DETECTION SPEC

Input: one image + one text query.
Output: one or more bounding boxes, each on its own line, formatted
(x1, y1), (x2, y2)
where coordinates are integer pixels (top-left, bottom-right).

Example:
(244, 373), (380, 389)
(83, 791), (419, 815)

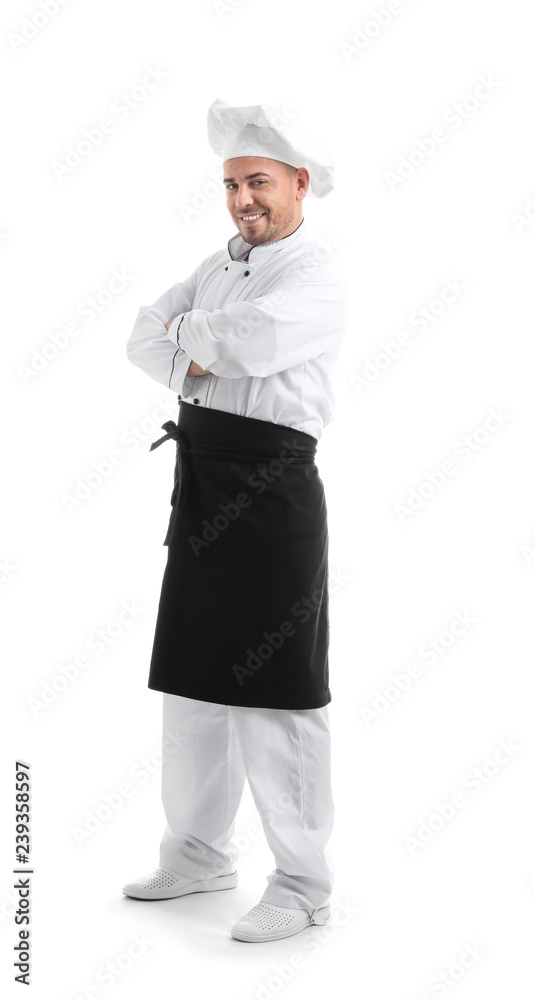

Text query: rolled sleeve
(126, 273), (197, 391)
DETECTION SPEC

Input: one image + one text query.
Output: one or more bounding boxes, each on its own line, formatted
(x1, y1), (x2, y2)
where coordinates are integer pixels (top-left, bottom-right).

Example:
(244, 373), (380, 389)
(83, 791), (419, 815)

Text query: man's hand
(165, 317), (211, 375)
(187, 360), (212, 376)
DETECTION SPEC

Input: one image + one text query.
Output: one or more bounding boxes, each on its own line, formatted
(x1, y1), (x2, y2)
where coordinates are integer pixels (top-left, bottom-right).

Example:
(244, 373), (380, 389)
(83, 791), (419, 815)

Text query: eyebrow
(223, 171), (271, 183)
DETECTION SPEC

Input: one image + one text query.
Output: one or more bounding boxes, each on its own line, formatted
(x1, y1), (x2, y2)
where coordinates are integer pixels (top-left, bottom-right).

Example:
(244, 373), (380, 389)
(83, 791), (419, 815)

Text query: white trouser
(159, 693), (335, 911)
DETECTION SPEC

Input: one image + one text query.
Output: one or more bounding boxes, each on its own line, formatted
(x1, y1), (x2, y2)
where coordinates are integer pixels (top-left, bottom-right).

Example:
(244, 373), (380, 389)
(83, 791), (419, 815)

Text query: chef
(122, 97), (347, 943)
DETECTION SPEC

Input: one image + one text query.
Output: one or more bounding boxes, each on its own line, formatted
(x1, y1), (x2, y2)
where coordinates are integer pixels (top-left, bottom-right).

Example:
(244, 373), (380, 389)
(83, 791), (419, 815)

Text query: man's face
(223, 156), (308, 245)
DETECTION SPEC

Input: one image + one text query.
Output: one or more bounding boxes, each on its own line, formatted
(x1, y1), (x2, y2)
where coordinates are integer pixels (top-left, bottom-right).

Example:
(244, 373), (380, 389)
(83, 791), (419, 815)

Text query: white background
(1, 0), (534, 997)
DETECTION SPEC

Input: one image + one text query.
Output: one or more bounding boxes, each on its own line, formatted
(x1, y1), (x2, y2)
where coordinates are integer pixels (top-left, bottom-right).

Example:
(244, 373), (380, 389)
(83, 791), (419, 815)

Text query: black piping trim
(226, 217), (305, 262)
(168, 347), (181, 389)
(168, 315), (187, 389)
(174, 314), (186, 348)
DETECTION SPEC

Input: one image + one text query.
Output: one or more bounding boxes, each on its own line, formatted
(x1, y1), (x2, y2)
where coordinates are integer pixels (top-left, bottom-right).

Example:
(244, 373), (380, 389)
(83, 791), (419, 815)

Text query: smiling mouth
(239, 212), (266, 223)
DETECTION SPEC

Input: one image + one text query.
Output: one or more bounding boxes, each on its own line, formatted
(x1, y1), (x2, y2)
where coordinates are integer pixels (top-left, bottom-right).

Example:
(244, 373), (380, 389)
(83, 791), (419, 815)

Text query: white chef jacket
(126, 217), (347, 440)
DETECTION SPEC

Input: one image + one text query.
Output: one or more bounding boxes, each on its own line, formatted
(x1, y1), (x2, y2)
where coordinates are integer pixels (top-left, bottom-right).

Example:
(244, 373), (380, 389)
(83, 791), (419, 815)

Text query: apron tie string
(150, 420), (191, 509)
(150, 416), (318, 513)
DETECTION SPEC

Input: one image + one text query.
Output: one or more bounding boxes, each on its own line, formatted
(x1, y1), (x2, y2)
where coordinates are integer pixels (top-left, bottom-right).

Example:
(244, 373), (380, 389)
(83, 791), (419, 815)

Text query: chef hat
(207, 97), (335, 199)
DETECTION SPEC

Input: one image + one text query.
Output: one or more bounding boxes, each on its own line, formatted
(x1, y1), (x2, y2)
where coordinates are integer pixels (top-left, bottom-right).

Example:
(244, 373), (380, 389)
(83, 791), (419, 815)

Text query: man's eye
(226, 181), (266, 190)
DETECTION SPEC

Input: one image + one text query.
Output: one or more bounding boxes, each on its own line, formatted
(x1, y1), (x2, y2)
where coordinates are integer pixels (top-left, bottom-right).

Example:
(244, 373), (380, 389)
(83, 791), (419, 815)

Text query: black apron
(146, 401), (331, 710)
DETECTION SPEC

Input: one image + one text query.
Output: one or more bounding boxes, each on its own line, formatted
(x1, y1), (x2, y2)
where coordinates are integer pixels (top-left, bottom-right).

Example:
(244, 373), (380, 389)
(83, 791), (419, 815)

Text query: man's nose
(235, 188), (256, 209)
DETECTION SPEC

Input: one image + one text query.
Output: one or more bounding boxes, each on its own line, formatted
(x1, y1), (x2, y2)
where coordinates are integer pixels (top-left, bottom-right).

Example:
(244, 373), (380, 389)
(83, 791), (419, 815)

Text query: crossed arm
(129, 268), (346, 386)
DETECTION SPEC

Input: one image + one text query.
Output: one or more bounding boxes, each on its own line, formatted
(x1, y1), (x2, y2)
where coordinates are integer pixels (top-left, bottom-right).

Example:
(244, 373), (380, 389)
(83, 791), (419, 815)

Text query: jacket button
(244, 270), (250, 276)
(225, 266), (228, 271)
(193, 398), (199, 404)
(178, 394), (182, 400)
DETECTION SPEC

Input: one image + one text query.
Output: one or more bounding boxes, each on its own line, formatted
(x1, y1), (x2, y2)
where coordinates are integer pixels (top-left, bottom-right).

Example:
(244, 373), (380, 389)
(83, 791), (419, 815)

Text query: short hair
(282, 162), (299, 181)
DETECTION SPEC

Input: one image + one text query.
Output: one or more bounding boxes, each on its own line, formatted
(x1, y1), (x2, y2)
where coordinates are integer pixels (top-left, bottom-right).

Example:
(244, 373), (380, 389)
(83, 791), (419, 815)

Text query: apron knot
(150, 421), (192, 509)
(149, 420), (188, 451)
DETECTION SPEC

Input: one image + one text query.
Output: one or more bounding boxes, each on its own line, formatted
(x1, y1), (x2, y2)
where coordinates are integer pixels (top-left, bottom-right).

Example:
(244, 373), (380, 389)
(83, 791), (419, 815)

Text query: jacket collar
(227, 217), (307, 263)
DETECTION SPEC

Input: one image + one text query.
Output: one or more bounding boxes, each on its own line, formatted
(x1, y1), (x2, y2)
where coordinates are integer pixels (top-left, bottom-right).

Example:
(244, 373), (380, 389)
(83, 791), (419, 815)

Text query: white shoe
(122, 866), (238, 900)
(231, 901), (330, 942)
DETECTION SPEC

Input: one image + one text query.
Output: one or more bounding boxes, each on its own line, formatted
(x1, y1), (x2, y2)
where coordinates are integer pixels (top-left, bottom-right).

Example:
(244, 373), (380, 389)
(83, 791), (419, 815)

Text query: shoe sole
(231, 905), (331, 942)
(122, 871), (238, 900)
